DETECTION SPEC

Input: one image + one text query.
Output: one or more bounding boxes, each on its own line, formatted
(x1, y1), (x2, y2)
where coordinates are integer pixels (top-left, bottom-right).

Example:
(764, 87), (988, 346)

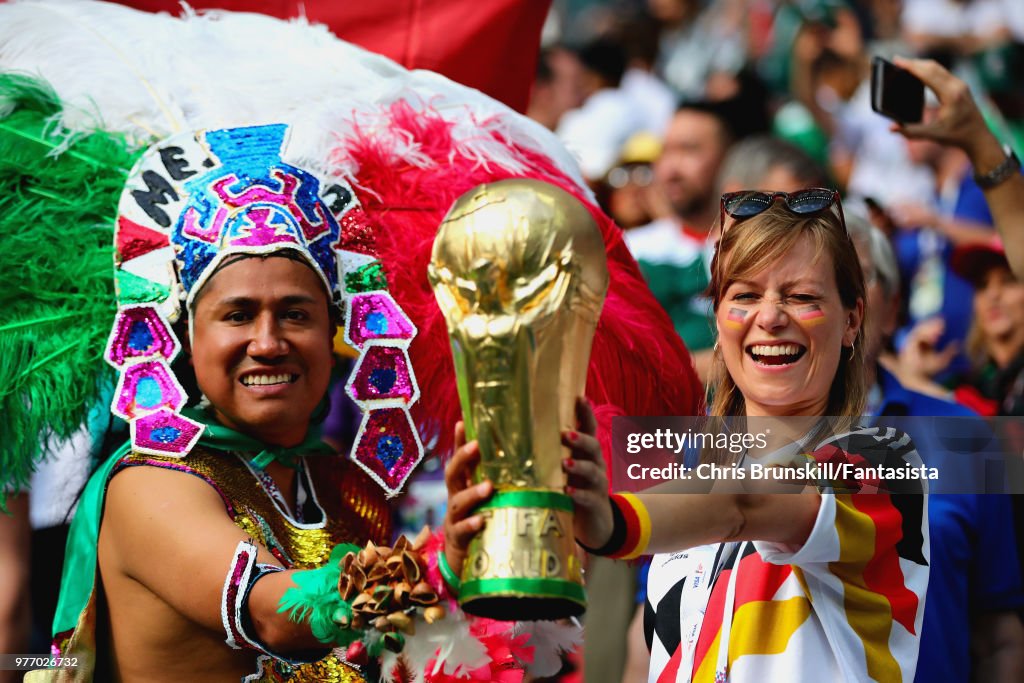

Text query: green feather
(0, 74), (145, 499)
(277, 543), (362, 647)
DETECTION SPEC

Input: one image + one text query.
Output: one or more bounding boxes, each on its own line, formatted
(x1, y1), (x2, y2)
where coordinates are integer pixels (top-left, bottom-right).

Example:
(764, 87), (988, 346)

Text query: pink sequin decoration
(352, 408), (421, 493)
(228, 207), (305, 248)
(337, 206), (378, 255)
(106, 305), (179, 367)
(222, 543), (253, 650)
(212, 170), (330, 243)
(348, 346), (416, 403)
(346, 292), (415, 348)
(131, 408), (203, 457)
(113, 360), (185, 419)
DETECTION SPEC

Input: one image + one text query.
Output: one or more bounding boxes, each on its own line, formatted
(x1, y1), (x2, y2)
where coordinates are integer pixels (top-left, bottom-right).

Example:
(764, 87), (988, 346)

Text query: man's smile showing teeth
(747, 343), (806, 366)
(240, 373), (298, 386)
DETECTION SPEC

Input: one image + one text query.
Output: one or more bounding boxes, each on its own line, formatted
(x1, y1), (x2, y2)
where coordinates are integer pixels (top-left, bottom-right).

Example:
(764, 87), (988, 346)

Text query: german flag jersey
(644, 427), (929, 682)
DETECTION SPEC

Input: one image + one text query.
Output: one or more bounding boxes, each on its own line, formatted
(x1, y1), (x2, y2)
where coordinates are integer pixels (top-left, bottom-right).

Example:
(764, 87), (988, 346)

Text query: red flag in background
(117, 0), (551, 112)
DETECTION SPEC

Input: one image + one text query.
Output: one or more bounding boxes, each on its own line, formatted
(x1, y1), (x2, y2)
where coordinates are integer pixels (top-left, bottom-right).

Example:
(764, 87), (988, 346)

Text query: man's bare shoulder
(104, 459), (226, 525)
(98, 460), (271, 682)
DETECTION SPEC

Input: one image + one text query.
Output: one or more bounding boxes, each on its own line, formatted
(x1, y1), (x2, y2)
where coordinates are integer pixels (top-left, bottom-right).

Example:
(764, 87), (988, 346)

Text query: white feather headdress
(0, 0), (588, 191)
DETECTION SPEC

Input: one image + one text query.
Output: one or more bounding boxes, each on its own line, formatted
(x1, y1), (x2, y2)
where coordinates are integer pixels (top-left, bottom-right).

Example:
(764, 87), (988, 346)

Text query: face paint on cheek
(796, 304), (826, 327)
(724, 307), (748, 329)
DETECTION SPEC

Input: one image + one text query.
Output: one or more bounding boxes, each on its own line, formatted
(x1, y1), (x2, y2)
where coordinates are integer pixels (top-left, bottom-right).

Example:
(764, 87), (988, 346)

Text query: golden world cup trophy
(428, 178), (608, 620)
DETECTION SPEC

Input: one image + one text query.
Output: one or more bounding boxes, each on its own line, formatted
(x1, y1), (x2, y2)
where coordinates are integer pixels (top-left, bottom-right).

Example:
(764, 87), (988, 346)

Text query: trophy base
(460, 490), (586, 620)
(460, 595), (585, 621)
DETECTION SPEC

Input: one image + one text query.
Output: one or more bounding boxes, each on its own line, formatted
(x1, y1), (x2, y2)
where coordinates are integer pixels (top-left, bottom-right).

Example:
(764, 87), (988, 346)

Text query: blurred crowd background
(524, 2), (1024, 681)
(531, 0), (1023, 412)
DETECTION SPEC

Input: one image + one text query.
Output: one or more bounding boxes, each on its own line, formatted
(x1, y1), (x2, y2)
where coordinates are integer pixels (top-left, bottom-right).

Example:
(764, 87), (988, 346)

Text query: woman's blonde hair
(706, 200), (868, 425)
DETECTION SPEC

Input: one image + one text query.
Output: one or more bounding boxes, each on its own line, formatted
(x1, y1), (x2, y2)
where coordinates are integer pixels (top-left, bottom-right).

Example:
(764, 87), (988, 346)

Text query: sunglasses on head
(720, 188), (846, 233)
(714, 188), (848, 299)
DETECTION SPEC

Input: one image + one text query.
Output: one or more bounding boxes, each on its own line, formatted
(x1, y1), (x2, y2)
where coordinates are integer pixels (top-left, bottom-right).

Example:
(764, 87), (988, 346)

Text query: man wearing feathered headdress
(0, 2), (703, 681)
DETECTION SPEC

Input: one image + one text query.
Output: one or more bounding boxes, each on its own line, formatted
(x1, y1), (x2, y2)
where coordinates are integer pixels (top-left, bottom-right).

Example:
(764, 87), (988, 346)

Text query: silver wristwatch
(974, 143), (1021, 189)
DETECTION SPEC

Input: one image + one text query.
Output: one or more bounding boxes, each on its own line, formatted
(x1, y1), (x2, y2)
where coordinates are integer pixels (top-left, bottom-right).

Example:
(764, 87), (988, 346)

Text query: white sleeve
(753, 492), (840, 566)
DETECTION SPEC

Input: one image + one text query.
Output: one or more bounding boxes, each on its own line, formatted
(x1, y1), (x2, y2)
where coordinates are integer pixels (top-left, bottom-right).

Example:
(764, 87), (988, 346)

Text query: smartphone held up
(871, 56), (925, 123)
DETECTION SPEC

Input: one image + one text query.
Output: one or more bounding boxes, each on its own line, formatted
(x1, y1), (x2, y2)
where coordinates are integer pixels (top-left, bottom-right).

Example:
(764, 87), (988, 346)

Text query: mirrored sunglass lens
(788, 192), (834, 214)
(608, 167), (630, 188)
(726, 195), (771, 217)
(632, 166), (654, 186)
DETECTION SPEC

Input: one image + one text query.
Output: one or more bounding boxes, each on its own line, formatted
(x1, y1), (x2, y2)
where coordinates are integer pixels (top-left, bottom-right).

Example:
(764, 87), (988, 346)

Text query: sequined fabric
(116, 447), (393, 681)
(245, 653), (369, 683)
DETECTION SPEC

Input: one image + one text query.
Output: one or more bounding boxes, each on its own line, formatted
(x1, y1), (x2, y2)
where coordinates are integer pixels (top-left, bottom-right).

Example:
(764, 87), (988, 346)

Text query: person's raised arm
(559, 399), (820, 556)
(892, 57), (1024, 278)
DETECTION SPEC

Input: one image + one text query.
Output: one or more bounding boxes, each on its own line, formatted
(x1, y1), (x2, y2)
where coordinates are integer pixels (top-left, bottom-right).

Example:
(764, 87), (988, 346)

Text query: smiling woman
(511, 190), (932, 682)
(633, 194), (927, 683)
(708, 193), (867, 422)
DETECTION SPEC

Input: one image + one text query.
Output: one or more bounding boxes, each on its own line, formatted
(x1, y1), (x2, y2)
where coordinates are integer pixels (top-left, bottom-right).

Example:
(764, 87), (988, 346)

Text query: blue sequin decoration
(375, 435), (403, 469)
(127, 320), (155, 352)
(150, 426), (181, 443)
(173, 125), (342, 298)
(366, 311), (389, 335)
(135, 377), (163, 408)
(369, 368), (397, 393)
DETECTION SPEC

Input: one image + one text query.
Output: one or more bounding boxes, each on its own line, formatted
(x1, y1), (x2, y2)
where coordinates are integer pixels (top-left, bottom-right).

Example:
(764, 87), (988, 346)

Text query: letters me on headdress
(107, 123), (422, 494)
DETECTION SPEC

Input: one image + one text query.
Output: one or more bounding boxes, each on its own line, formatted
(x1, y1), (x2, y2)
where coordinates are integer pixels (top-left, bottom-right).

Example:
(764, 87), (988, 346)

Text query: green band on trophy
(460, 577), (586, 604)
(477, 490), (574, 513)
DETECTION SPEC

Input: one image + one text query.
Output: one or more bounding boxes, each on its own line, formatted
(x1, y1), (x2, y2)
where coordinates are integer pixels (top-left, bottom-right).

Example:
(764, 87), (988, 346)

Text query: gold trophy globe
(428, 178), (608, 619)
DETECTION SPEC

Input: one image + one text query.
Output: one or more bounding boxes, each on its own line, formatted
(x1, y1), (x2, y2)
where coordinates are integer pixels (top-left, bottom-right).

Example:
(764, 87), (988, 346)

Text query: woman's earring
(848, 339), (856, 361)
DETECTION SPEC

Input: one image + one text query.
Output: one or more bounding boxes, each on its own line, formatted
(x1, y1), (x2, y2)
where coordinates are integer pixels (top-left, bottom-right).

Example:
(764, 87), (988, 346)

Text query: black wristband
(577, 495), (626, 556)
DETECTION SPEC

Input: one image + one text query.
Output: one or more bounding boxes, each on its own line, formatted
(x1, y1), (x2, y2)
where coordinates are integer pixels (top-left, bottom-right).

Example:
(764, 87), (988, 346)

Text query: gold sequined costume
(49, 447), (391, 683)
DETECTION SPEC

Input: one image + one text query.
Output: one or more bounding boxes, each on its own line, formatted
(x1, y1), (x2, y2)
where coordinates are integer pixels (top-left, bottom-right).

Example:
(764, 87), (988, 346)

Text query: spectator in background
(954, 241), (1024, 416)
(611, 11), (676, 136)
(896, 240), (1024, 416)
(526, 45), (585, 132)
(759, 0), (864, 97)
(850, 215), (1024, 682)
(623, 100), (737, 383)
(0, 494), (29, 683)
(649, 0), (746, 99)
(790, 21), (936, 204)
(858, 0), (913, 58)
(884, 117), (992, 384)
(596, 131), (670, 231)
(891, 57), (1024, 280)
(901, 0), (1013, 67)
(717, 135), (830, 196)
(556, 37), (647, 183)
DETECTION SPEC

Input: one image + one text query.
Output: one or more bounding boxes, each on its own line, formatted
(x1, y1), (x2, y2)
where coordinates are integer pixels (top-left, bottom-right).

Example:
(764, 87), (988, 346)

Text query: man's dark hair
(677, 68), (771, 143)
(535, 46), (556, 85)
(576, 38), (628, 88)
